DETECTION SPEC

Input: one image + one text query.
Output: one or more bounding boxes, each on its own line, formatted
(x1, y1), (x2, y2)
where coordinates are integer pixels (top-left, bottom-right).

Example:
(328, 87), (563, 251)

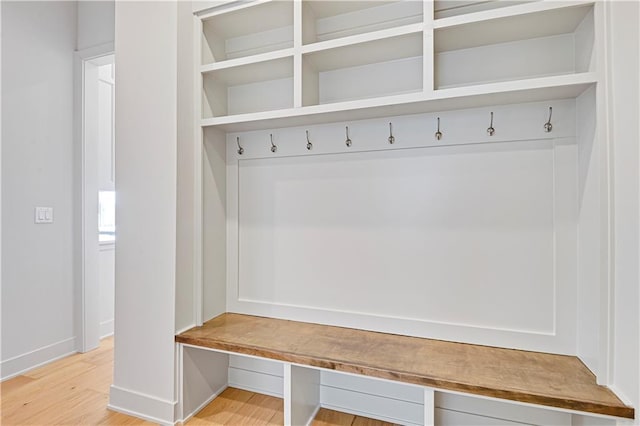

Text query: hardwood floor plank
(189, 387), (255, 424)
(352, 416), (396, 426)
(222, 392), (282, 425)
(0, 375), (37, 396)
(22, 353), (86, 379)
(0, 337), (154, 426)
(267, 407), (285, 425)
(311, 408), (355, 426)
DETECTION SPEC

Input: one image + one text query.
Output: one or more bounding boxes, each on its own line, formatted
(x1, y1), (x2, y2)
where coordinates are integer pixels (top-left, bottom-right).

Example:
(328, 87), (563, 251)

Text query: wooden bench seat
(175, 313), (634, 419)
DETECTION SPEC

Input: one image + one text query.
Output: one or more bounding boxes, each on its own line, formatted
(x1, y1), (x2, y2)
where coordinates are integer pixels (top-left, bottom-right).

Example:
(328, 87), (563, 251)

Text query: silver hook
(388, 122), (395, 144)
(306, 130), (312, 150)
(270, 134), (277, 153)
(435, 117), (442, 141)
(345, 126), (352, 147)
(236, 137), (244, 155)
(544, 107), (553, 133)
(487, 112), (495, 136)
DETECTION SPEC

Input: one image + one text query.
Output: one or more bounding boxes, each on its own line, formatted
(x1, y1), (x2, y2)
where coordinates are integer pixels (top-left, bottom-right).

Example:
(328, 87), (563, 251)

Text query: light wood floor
(1, 337), (394, 425)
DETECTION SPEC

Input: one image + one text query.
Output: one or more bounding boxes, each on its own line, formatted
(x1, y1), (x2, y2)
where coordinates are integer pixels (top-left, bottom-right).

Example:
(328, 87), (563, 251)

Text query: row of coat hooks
(236, 107), (554, 155)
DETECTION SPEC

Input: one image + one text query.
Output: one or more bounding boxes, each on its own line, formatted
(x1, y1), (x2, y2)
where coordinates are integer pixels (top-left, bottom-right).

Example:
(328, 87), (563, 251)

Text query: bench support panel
(285, 363), (321, 426)
(180, 344), (229, 422)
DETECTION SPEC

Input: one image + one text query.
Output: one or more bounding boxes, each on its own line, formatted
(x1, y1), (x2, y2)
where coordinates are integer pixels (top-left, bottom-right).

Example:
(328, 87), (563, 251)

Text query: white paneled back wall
(223, 100), (578, 355)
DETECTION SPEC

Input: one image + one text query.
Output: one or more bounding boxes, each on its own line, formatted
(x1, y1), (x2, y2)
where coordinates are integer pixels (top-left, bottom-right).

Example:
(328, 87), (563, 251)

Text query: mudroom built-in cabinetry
(176, 1), (635, 425)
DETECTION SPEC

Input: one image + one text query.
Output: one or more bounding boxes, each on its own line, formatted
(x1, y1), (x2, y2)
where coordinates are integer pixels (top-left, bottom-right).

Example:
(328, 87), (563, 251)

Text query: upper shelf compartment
(200, 1), (293, 65)
(202, 56), (294, 118)
(434, 2), (595, 89)
(302, 32), (423, 106)
(302, 1), (423, 45)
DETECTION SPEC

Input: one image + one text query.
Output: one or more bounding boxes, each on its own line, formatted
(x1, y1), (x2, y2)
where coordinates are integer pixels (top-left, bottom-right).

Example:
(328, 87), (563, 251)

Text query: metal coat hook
(388, 122), (395, 144)
(306, 130), (313, 150)
(544, 107), (553, 133)
(345, 126), (352, 147)
(435, 117), (442, 141)
(487, 112), (495, 136)
(236, 137), (244, 155)
(270, 134), (277, 153)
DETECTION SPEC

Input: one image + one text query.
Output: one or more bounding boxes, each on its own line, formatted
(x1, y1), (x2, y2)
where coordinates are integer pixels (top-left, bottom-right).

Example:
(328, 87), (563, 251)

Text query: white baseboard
(109, 384), (177, 426)
(100, 319), (114, 339)
(0, 337), (76, 381)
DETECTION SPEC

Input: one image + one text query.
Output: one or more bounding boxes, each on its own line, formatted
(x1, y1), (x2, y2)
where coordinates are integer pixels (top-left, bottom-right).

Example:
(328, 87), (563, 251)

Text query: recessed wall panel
(238, 142), (555, 333)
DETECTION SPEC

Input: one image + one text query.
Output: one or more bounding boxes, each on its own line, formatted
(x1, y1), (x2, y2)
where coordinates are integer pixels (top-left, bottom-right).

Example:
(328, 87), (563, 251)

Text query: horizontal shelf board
(201, 48), (294, 74)
(434, 0), (593, 29)
(434, 2), (593, 52)
(176, 313), (634, 419)
(433, 71), (597, 97)
(204, 56), (293, 87)
(301, 23), (423, 56)
(305, 0), (412, 21)
(303, 32), (423, 72)
(433, 0), (535, 20)
(201, 73), (596, 132)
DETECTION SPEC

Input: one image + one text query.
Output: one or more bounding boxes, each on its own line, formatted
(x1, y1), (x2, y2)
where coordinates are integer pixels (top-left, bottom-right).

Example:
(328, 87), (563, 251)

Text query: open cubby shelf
(196, 0), (596, 128)
(200, 1), (293, 64)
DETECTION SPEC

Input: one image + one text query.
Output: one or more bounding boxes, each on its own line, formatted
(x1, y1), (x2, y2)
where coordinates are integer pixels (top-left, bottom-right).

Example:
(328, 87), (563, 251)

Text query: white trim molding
(0, 337), (76, 381)
(108, 385), (177, 426)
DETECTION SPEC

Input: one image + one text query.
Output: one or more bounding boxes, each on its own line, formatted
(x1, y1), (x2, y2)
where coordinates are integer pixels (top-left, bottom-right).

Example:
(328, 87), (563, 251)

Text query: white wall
(608, 1), (640, 423)
(109, 2), (178, 423)
(0, 1), (78, 379)
(77, 1), (114, 52)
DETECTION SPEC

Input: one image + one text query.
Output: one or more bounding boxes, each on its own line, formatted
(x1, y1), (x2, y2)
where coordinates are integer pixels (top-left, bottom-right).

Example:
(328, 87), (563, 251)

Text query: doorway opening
(76, 47), (115, 353)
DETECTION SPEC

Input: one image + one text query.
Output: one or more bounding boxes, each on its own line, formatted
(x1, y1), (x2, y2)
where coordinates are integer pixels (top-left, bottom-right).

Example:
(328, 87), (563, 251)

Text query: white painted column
(608, 0), (640, 421)
(109, 2), (178, 424)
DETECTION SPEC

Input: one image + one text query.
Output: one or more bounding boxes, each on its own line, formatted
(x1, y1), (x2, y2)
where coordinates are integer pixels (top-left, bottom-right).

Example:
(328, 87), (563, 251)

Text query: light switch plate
(35, 207), (54, 224)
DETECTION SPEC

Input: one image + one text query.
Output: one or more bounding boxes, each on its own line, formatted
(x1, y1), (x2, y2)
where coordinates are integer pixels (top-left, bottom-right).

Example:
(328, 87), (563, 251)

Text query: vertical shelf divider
(424, 388), (435, 426)
(284, 363), (321, 426)
(592, 0), (612, 387)
(423, 0), (434, 95)
(193, 14), (204, 326)
(293, 0), (303, 108)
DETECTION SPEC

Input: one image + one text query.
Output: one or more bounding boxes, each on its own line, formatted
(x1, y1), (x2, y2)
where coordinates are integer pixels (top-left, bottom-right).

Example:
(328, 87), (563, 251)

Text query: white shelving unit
(184, 1), (622, 425)
(195, 0), (596, 130)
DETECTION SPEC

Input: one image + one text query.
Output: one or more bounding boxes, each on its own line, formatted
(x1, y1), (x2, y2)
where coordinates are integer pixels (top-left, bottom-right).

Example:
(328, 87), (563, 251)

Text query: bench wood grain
(176, 313), (634, 419)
